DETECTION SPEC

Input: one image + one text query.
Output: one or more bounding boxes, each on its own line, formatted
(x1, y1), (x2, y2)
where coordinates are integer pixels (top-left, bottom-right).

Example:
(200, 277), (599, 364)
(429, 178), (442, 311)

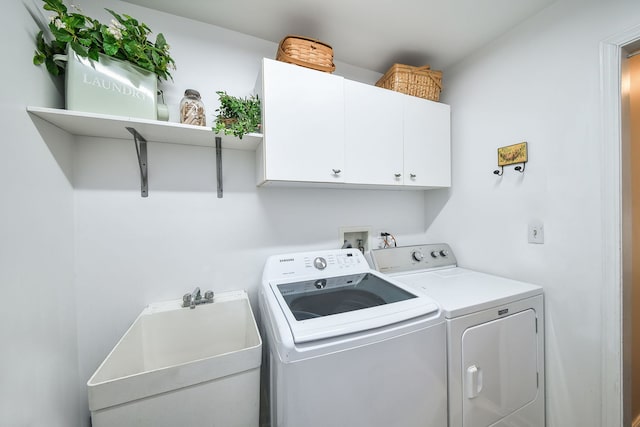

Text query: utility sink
(87, 290), (262, 427)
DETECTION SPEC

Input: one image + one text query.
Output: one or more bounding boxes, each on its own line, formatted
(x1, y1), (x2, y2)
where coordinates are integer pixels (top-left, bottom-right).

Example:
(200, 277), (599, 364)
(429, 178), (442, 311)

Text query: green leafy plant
(213, 91), (261, 139)
(33, 0), (176, 81)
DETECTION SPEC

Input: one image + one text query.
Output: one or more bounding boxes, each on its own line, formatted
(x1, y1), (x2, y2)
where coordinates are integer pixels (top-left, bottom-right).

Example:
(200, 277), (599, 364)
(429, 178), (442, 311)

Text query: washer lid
(269, 270), (441, 343)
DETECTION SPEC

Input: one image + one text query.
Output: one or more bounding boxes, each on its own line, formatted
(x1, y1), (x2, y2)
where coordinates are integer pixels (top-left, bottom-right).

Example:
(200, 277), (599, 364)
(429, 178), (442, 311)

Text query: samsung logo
(279, 258), (295, 263)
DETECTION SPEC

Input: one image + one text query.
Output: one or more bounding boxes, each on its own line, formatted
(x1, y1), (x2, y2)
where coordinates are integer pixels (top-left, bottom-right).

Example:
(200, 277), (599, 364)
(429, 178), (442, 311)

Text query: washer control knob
(430, 251), (440, 258)
(412, 250), (424, 262)
(439, 249), (449, 257)
(314, 257), (327, 270)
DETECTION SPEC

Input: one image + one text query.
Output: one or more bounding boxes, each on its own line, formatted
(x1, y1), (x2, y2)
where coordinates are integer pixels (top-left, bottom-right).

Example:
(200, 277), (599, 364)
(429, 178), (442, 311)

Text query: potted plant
(213, 91), (261, 139)
(32, 0), (176, 119)
(33, 0), (175, 80)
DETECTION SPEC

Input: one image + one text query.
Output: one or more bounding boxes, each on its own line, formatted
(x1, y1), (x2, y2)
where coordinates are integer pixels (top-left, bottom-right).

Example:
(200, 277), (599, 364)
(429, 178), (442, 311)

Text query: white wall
(425, 1), (640, 426)
(0, 1), (80, 426)
(69, 0), (427, 421)
(14, 0), (640, 425)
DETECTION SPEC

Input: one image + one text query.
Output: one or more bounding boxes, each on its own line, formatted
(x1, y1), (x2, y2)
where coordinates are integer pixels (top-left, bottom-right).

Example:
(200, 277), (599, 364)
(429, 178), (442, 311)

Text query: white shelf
(27, 106), (262, 150)
(27, 106), (263, 198)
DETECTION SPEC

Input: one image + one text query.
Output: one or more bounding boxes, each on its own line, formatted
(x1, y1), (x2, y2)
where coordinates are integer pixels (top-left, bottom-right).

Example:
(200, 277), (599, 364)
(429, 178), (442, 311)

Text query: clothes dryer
(369, 244), (545, 427)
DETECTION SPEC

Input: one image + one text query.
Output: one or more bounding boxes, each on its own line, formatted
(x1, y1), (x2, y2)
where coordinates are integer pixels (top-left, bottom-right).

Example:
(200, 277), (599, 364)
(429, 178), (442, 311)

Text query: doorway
(629, 48), (640, 427)
(602, 26), (640, 427)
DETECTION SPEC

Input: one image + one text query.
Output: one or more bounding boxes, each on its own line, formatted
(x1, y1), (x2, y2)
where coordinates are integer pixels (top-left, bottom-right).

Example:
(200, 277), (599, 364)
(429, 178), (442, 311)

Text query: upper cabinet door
(344, 80), (404, 186)
(403, 96), (451, 187)
(261, 59), (345, 184)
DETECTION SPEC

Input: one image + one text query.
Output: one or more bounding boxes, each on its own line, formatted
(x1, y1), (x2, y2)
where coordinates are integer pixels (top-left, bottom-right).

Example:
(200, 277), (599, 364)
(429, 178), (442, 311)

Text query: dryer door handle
(466, 364), (483, 399)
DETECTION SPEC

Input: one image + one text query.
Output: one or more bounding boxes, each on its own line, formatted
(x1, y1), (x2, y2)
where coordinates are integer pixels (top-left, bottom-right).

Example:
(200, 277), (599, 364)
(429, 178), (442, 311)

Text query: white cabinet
(258, 58), (450, 189)
(258, 58), (345, 185)
(344, 80), (451, 188)
(403, 95), (451, 187)
(344, 80), (404, 186)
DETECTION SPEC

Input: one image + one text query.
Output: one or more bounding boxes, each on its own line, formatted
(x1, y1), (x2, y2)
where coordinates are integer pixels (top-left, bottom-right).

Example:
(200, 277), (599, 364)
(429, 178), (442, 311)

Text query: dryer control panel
(369, 243), (457, 275)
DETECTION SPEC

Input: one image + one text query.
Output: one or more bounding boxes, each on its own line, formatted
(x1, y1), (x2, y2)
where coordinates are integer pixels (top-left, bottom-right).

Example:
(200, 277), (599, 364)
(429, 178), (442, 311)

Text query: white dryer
(259, 248), (447, 427)
(369, 244), (545, 427)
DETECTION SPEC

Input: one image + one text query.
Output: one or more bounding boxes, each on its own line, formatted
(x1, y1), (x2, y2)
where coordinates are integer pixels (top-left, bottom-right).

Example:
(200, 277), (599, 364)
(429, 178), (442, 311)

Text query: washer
(369, 244), (545, 427)
(259, 248), (447, 427)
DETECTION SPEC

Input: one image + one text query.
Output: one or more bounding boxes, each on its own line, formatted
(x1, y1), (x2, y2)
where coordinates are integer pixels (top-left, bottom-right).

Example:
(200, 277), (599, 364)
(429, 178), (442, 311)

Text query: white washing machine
(259, 248), (447, 427)
(369, 244), (545, 427)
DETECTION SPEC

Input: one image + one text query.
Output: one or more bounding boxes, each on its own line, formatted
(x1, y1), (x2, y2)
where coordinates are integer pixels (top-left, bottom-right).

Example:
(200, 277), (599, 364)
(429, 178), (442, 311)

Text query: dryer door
(461, 309), (538, 427)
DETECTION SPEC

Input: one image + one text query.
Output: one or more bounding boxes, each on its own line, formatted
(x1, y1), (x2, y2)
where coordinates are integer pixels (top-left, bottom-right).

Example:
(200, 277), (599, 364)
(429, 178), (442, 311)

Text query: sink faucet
(190, 287), (201, 309)
(182, 287), (213, 309)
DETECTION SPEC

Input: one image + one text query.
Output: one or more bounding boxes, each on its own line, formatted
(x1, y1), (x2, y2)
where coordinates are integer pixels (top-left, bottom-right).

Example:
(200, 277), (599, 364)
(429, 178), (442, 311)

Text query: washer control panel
(305, 251), (363, 271)
(369, 243), (457, 274)
(264, 248), (368, 280)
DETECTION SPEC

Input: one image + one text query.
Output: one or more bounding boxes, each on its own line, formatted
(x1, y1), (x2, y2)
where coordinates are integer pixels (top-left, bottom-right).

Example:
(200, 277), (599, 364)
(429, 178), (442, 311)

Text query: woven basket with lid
(276, 35), (336, 73)
(375, 64), (443, 101)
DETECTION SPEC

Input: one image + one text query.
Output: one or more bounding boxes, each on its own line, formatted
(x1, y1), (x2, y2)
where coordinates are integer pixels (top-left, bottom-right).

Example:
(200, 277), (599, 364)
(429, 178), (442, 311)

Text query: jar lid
(184, 89), (201, 98)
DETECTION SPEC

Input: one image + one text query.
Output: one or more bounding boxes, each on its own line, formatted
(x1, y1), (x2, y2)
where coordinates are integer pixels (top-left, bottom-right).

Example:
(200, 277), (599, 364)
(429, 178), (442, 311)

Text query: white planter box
(59, 50), (160, 120)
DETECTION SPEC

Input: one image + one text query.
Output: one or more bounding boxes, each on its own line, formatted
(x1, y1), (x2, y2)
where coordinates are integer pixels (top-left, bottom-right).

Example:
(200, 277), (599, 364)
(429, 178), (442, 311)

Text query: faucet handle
(204, 290), (214, 301)
(182, 293), (192, 307)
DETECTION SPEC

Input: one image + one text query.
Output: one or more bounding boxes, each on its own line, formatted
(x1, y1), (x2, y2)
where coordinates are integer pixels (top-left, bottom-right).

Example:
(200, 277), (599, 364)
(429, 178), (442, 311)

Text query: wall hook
(493, 142), (528, 176)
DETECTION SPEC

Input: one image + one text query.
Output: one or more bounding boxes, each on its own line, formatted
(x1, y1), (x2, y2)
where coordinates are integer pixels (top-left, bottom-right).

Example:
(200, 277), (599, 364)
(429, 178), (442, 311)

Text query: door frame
(600, 24), (640, 427)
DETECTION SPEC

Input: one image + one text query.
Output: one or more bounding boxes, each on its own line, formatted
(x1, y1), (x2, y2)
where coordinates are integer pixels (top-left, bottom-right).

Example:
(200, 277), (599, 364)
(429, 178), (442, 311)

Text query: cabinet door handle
(410, 173), (417, 179)
(332, 169), (341, 175)
(394, 173), (402, 178)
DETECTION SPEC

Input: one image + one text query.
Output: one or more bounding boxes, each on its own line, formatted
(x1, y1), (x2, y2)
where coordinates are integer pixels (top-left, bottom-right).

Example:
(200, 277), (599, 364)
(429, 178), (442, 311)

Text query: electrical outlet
(528, 222), (544, 244)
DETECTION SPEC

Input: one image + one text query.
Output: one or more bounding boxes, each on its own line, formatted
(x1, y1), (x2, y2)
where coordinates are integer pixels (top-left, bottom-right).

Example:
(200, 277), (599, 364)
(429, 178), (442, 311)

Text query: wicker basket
(276, 35), (335, 73)
(375, 64), (443, 101)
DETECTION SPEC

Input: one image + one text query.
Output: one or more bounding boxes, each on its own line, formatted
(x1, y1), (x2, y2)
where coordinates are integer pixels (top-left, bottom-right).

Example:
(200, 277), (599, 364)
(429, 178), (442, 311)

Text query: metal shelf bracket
(126, 127), (148, 197)
(216, 136), (223, 198)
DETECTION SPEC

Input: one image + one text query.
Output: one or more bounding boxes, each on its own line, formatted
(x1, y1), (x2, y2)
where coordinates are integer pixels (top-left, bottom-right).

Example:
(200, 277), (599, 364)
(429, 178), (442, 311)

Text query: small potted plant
(213, 91), (261, 139)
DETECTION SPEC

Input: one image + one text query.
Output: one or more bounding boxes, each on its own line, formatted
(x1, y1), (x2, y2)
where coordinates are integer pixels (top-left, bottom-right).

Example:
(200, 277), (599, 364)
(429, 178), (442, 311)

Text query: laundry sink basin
(87, 290), (262, 427)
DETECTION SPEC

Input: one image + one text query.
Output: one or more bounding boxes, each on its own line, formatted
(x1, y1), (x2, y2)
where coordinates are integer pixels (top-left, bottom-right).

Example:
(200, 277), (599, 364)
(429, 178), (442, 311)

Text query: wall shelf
(27, 107), (263, 198)
(26, 106), (262, 150)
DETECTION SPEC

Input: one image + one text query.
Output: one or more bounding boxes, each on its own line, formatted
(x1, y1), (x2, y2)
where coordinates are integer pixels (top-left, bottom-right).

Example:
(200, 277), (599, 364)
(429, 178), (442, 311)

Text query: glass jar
(179, 89), (206, 126)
